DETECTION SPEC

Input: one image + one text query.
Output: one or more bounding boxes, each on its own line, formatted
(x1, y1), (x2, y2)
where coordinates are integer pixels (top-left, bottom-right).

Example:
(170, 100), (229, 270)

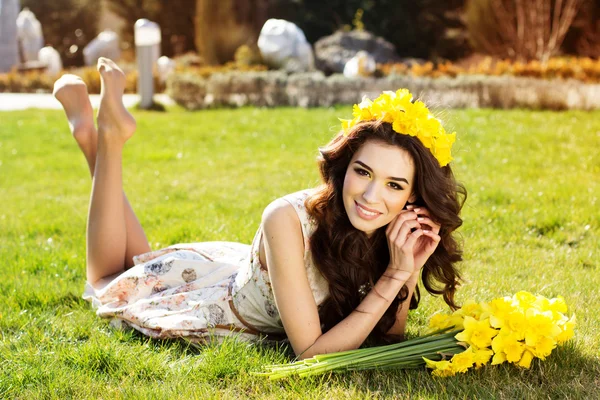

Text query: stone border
(167, 71), (600, 110)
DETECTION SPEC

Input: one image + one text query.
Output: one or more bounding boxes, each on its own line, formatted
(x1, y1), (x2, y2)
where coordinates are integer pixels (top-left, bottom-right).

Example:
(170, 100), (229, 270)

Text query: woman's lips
(355, 201), (382, 220)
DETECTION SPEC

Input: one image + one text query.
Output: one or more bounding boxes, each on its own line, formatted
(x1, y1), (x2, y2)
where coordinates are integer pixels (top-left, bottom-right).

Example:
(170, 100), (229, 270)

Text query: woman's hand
(385, 206), (441, 278)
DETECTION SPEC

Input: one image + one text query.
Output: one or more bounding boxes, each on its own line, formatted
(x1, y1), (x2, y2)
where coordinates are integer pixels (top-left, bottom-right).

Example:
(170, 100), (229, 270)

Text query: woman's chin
(348, 216), (382, 237)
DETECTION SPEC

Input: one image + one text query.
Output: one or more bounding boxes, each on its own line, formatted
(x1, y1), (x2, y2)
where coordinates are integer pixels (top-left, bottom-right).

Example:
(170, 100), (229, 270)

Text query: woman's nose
(362, 183), (380, 204)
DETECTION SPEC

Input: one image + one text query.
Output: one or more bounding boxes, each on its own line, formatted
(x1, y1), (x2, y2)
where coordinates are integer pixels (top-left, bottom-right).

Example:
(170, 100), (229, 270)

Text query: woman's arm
(262, 200), (419, 359)
(385, 274), (419, 339)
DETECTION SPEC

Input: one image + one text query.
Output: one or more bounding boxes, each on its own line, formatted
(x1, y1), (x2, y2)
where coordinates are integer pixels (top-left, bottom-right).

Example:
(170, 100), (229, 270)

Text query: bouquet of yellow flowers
(254, 292), (576, 380)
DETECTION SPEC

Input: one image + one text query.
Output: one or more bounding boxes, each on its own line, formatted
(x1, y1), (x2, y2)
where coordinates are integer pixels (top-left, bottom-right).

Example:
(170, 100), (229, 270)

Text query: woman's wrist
(383, 266), (413, 283)
(407, 270), (420, 285)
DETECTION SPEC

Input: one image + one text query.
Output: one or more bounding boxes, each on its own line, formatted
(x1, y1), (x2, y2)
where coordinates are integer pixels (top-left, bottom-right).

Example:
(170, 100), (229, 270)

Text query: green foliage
(21, 0), (101, 67)
(269, 0), (469, 60)
(0, 107), (599, 398)
(104, 0), (196, 57)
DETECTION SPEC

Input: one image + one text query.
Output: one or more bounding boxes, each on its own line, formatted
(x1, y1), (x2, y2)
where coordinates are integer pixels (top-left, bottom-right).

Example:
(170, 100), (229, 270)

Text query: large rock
(343, 50), (376, 78)
(314, 30), (400, 74)
(257, 19), (314, 73)
(83, 30), (121, 66)
(16, 8), (43, 62)
(0, 0), (20, 72)
(38, 46), (62, 77)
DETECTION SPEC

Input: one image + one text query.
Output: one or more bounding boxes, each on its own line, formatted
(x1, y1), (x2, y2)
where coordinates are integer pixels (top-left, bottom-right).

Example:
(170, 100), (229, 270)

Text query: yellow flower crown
(339, 89), (456, 167)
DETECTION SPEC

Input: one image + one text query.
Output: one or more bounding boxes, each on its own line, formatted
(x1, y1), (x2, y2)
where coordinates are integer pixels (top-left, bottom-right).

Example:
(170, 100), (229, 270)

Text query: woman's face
(342, 140), (416, 237)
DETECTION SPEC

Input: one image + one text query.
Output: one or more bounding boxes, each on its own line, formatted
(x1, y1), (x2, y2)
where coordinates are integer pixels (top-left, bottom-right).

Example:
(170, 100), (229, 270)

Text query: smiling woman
(53, 59), (466, 360)
(298, 118), (466, 357)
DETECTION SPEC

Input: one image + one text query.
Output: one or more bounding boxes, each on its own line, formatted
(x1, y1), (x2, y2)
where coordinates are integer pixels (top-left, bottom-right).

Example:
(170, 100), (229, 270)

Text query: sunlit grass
(1, 106), (599, 399)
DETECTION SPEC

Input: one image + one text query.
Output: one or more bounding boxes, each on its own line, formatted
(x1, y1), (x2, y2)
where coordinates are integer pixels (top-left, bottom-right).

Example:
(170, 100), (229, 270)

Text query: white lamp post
(134, 19), (161, 109)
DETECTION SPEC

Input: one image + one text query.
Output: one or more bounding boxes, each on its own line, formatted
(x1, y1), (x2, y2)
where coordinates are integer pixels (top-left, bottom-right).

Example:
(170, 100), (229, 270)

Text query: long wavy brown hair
(305, 119), (467, 339)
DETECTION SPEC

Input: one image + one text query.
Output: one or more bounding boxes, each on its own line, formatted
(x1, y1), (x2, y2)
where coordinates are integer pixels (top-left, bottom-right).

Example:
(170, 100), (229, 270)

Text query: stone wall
(167, 71), (600, 110)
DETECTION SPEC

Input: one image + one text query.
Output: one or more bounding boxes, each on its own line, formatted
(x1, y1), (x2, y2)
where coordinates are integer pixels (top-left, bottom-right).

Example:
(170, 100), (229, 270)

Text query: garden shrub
(378, 57), (600, 83)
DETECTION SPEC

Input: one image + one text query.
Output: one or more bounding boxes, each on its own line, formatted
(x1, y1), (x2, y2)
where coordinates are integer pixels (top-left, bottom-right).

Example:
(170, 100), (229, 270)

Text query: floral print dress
(83, 189), (330, 342)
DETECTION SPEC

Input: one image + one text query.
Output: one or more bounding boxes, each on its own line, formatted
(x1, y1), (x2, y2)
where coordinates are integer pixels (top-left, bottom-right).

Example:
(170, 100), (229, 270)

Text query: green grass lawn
(1, 105), (599, 399)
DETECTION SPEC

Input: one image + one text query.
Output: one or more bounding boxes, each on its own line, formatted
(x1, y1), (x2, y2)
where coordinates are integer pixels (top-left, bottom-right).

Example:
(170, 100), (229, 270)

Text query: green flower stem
(256, 330), (465, 380)
(265, 339), (463, 379)
(262, 330), (459, 370)
(294, 343), (461, 377)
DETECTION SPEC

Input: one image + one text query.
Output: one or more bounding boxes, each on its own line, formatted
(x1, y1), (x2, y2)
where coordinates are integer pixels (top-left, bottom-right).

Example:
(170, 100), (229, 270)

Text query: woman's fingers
(403, 228), (425, 251)
(393, 219), (421, 248)
(410, 207), (441, 234)
(386, 211), (418, 241)
(416, 216), (440, 234)
(423, 230), (441, 249)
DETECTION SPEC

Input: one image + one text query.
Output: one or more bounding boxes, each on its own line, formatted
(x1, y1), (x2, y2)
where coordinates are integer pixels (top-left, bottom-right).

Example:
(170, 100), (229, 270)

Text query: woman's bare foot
(96, 57), (136, 143)
(53, 74), (96, 158)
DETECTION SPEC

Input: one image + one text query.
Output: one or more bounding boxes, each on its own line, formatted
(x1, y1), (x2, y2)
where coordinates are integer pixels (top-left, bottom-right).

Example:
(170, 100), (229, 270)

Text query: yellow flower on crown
(339, 89), (456, 167)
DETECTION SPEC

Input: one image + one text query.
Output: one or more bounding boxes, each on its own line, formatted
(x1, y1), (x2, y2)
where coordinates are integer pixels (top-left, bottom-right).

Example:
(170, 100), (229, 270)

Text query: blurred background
(1, 0), (599, 105)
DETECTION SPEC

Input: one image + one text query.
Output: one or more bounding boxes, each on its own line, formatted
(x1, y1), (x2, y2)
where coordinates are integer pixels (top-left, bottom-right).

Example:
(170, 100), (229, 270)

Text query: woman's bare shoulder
(261, 197), (301, 232)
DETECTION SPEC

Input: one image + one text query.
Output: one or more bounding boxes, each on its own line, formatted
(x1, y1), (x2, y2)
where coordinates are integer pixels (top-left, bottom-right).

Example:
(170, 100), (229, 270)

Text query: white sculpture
(38, 46), (62, 77)
(343, 51), (376, 78)
(134, 19), (161, 109)
(16, 8), (44, 62)
(157, 56), (175, 83)
(0, 0), (20, 72)
(257, 19), (314, 73)
(83, 30), (121, 66)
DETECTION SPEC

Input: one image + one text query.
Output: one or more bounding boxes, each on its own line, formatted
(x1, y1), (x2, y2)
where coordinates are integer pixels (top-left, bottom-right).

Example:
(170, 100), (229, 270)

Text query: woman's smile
(354, 200), (383, 220)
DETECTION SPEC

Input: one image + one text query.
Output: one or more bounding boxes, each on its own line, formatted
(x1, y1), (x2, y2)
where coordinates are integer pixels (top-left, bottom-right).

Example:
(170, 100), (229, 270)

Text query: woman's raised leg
(53, 58), (151, 283)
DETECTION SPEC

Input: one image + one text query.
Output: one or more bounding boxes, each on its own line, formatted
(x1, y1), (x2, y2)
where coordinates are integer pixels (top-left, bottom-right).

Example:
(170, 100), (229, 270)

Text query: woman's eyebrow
(354, 161), (409, 184)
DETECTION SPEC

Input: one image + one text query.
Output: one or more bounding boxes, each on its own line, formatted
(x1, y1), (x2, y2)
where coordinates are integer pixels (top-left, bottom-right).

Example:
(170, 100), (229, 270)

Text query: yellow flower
(488, 296), (515, 329)
(505, 310), (527, 340)
(531, 336), (556, 360)
(493, 331), (525, 363)
(514, 291), (537, 309)
(491, 350), (507, 365)
(429, 313), (455, 331)
(455, 317), (498, 349)
(556, 314), (576, 344)
(450, 347), (475, 373)
(370, 91), (396, 123)
(340, 89), (455, 167)
(455, 299), (484, 320)
(432, 132), (455, 166)
(392, 112), (414, 136)
(445, 311), (467, 330)
(518, 349), (535, 369)
(352, 98), (374, 120)
(473, 348), (494, 368)
(410, 100), (430, 120)
(423, 358), (456, 377)
(533, 295), (567, 316)
(503, 335), (525, 363)
(524, 308), (562, 346)
(339, 117), (360, 134)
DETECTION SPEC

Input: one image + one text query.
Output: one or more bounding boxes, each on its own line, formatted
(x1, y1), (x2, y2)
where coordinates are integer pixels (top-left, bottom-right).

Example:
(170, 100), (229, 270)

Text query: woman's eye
(354, 168), (369, 177)
(388, 182), (403, 191)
